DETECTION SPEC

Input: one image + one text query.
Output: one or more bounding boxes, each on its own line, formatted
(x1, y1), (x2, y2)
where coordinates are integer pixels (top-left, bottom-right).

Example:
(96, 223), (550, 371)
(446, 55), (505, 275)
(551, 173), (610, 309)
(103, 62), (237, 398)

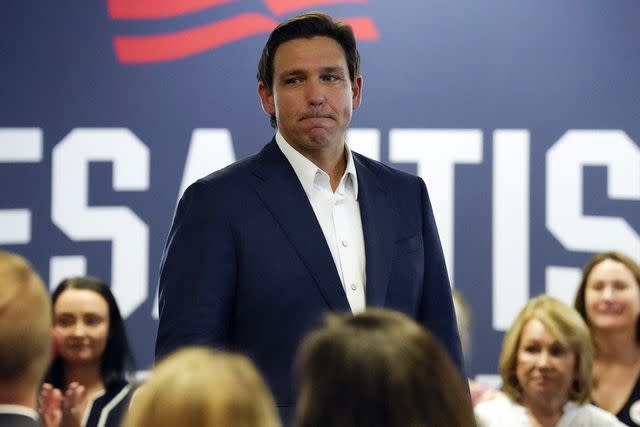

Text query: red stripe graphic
(114, 13), (277, 63)
(263, 0), (367, 15)
(107, 0), (235, 20)
(341, 17), (379, 40)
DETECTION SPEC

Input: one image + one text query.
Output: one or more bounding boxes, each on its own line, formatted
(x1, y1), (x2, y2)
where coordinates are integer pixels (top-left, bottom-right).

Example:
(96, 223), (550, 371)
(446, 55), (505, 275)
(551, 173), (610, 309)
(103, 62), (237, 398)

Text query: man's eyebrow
(278, 66), (346, 76)
(278, 68), (306, 77)
(321, 66), (345, 74)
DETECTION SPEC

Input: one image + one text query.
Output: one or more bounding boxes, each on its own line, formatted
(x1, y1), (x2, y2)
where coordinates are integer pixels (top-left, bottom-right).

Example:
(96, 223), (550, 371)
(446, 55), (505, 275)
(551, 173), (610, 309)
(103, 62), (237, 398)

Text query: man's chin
(305, 129), (339, 146)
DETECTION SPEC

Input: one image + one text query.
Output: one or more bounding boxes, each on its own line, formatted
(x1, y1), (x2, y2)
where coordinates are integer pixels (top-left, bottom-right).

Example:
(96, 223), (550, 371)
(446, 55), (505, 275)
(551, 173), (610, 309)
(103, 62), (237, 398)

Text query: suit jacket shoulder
(352, 151), (423, 186)
(0, 413), (40, 427)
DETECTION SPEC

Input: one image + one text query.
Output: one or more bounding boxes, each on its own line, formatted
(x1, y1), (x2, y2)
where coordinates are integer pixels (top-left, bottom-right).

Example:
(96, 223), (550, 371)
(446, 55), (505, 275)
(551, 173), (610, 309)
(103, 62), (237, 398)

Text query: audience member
(475, 295), (625, 426)
(574, 251), (640, 426)
(295, 308), (475, 427)
(0, 251), (52, 427)
(41, 277), (135, 427)
(121, 347), (281, 427)
(453, 289), (502, 405)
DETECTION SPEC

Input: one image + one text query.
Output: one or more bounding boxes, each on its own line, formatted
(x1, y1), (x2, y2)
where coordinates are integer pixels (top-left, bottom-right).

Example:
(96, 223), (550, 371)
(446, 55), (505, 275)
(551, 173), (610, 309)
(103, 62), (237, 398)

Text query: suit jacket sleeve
(155, 180), (236, 360)
(416, 177), (466, 375)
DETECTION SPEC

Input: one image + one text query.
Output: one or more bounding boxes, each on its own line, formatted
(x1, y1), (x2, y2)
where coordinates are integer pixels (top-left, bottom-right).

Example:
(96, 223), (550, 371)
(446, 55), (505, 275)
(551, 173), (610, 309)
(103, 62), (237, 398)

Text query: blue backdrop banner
(2, 0), (639, 377)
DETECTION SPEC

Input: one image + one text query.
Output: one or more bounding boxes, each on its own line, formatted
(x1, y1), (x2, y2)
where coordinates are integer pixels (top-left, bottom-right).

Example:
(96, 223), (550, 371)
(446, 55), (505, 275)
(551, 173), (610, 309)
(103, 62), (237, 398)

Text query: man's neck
(0, 380), (38, 410)
(278, 132), (348, 192)
(303, 145), (346, 185)
(323, 150), (347, 192)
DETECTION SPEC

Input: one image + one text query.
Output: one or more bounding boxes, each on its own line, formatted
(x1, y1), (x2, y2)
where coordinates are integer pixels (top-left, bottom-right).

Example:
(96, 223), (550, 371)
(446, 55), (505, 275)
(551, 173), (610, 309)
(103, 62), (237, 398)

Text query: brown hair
(0, 252), (51, 386)
(122, 347), (281, 427)
(295, 308), (475, 427)
(499, 295), (593, 404)
(573, 251), (640, 342)
(256, 11), (361, 128)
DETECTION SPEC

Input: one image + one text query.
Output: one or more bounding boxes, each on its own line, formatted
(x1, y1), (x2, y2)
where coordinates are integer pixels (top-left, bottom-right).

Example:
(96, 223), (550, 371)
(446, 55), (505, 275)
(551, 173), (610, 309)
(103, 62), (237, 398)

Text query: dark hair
(257, 11), (361, 128)
(45, 276), (135, 389)
(574, 251), (640, 343)
(295, 309), (475, 427)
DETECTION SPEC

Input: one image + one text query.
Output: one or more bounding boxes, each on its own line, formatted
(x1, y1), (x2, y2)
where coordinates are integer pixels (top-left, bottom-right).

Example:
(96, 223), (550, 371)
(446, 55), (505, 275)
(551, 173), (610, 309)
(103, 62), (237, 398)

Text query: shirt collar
(275, 131), (358, 199)
(0, 404), (39, 421)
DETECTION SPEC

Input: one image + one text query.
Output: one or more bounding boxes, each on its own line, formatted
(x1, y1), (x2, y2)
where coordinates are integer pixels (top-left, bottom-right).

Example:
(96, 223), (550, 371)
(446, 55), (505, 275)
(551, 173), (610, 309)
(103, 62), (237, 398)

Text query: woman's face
(516, 319), (576, 409)
(585, 259), (640, 334)
(53, 288), (110, 364)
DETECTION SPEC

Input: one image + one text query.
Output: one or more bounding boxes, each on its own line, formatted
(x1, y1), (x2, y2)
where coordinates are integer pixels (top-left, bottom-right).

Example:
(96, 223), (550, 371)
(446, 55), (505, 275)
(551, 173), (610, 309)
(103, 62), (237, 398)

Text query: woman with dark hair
(295, 308), (476, 427)
(41, 276), (135, 427)
(574, 251), (640, 426)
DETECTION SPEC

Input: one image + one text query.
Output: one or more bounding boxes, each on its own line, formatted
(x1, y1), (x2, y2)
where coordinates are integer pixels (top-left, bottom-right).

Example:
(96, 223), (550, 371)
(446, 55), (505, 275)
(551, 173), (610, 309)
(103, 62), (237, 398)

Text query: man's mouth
(300, 113), (334, 121)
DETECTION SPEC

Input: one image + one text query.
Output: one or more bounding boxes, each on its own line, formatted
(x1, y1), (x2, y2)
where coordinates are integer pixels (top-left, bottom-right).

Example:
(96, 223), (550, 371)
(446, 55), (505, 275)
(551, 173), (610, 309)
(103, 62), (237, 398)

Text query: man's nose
(306, 79), (325, 106)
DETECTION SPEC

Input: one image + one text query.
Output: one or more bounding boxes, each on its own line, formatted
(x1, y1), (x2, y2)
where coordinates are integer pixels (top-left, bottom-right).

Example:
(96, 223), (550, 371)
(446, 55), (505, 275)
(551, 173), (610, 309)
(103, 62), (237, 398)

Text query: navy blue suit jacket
(155, 139), (464, 420)
(0, 413), (40, 427)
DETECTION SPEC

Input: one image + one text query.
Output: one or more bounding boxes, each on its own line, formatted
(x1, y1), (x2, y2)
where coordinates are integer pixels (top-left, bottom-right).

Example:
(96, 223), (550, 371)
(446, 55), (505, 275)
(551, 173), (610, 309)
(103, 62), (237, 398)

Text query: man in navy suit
(156, 12), (464, 423)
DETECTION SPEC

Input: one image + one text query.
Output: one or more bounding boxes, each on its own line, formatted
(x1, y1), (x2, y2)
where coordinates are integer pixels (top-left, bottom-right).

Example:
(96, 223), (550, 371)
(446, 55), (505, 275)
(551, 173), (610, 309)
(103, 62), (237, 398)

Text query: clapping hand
(39, 382), (86, 427)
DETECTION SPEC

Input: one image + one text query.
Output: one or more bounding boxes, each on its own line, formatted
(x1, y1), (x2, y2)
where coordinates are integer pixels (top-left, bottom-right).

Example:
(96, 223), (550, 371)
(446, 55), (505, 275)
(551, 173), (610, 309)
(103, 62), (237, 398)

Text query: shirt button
(342, 240), (349, 247)
(350, 283), (357, 291)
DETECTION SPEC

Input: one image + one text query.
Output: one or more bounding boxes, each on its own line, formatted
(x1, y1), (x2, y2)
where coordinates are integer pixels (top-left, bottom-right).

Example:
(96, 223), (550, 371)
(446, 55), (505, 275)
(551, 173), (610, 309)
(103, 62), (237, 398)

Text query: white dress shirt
(276, 132), (366, 313)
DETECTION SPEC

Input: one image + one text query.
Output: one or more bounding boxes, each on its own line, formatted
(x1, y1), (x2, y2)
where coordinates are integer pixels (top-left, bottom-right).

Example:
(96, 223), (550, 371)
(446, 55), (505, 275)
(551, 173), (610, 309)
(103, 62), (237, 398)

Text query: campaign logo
(108, 0), (379, 64)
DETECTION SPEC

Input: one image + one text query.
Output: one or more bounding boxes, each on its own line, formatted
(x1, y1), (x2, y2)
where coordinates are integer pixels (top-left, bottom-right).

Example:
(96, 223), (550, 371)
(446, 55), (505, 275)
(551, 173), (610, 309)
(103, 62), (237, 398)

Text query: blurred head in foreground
(0, 251), (51, 406)
(122, 347), (282, 427)
(295, 308), (475, 427)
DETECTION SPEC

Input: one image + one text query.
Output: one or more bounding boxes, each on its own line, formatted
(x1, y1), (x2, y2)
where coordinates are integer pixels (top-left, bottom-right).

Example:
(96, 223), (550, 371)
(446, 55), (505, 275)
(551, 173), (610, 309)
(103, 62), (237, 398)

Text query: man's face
(258, 36), (362, 159)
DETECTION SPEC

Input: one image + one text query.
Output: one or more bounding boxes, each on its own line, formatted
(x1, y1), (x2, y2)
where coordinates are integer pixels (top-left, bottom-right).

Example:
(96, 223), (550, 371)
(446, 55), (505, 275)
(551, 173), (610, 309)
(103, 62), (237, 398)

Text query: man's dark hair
(257, 12), (361, 128)
(45, 276), (135, 390)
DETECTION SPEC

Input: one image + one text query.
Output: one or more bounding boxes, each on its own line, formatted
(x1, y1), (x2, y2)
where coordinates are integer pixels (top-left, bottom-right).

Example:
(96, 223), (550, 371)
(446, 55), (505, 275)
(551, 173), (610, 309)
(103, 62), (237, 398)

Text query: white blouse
(475, 397), (628, 427)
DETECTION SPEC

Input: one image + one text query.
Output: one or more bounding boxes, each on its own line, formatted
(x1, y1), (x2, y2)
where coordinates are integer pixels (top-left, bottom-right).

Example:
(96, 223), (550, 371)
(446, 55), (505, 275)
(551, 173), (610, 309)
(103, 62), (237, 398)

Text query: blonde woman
(475, 295), (625, 426)
(122, 347), (281, 427)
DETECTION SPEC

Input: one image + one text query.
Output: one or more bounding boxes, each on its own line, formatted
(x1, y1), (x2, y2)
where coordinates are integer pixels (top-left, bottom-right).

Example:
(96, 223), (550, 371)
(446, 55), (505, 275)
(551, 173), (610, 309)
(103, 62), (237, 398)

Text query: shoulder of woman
(569, 403), (628, 426)
(474, 397), (529, 427)
(474, 397), (520, 417)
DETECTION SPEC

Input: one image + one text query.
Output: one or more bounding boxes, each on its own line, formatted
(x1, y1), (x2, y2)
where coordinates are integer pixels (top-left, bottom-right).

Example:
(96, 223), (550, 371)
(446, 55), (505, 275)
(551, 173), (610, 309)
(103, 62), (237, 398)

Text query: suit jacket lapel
(354, 153), (394, 307)
(250, 140), (350, 312)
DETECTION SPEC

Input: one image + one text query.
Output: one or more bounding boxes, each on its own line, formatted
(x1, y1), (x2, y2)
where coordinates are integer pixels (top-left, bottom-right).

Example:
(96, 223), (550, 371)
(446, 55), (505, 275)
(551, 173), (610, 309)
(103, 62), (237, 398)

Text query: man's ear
(352, 75), (363, 110)
(258, 81), (275, 116)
